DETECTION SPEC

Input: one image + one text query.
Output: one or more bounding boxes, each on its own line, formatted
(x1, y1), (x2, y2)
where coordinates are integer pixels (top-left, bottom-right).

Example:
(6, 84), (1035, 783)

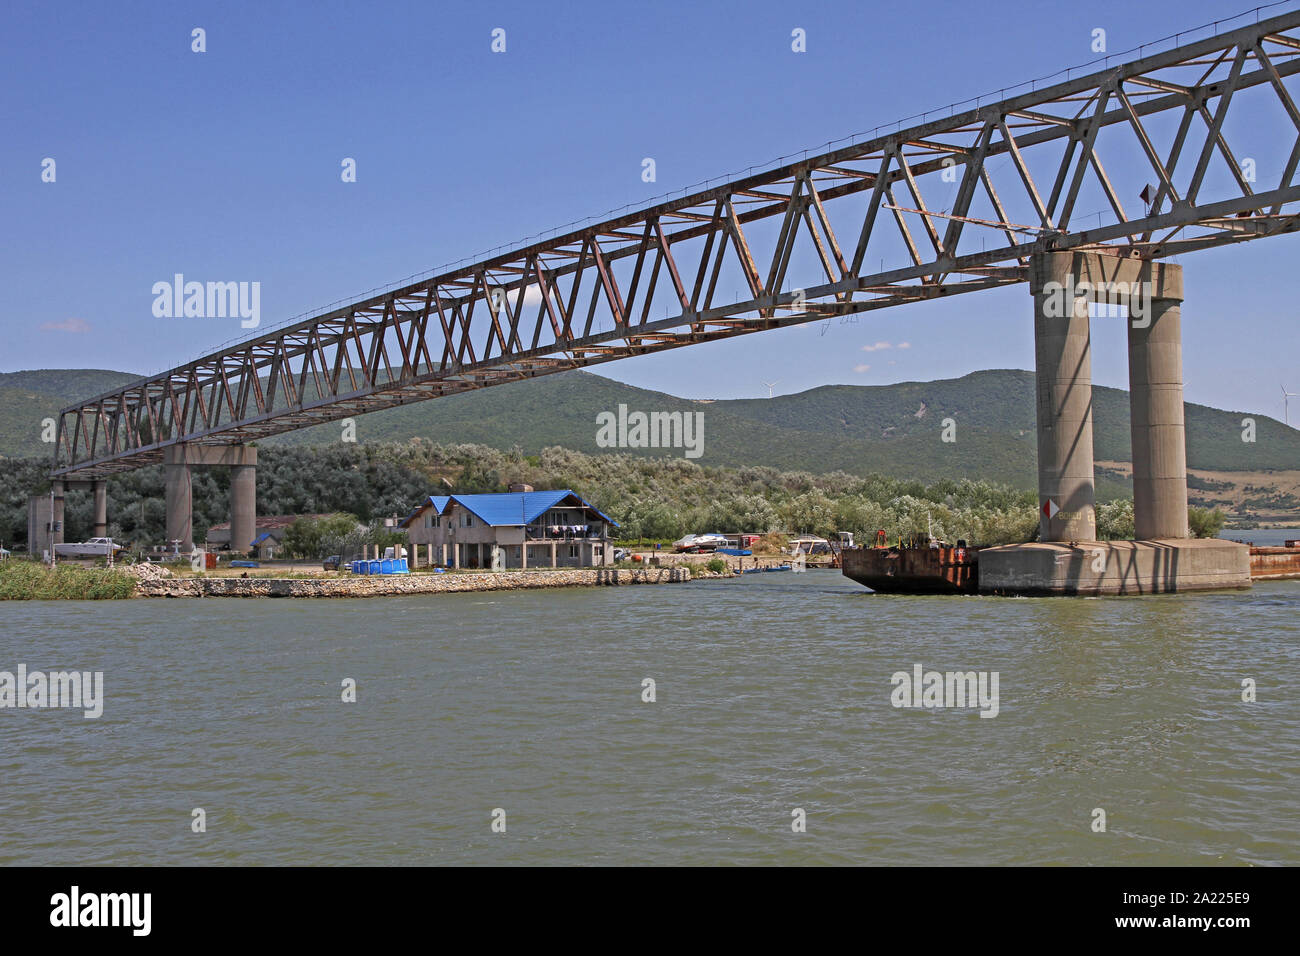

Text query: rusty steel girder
(53, 10), (1300, 478)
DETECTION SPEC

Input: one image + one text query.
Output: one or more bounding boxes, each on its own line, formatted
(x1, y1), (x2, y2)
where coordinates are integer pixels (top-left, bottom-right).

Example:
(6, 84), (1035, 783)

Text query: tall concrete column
(92, 480), (108, 538)
(1128, 263), (1188, 539)
(51, 480), (66, 546)
(164, 454), (193, 553)
(230, 462), (256, 555)
(1030, 253), (1097, 541)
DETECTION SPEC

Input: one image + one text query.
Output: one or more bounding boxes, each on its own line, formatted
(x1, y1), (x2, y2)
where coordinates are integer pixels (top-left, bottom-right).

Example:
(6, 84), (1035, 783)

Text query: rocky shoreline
(133, 565), (710, 598)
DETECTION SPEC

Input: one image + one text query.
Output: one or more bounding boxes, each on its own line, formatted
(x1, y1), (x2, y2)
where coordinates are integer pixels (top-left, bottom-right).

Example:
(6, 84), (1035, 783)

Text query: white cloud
(860, 340), (892, 352)
(40, 318), (91, 333)
(897, 341), (911, 349)
(853, 363), (871, 373)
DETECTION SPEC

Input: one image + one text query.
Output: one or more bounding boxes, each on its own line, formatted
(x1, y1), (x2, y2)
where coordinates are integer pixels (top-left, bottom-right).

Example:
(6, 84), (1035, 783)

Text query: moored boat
(842, 540), (980, 594)
(52, 537), (125, 559)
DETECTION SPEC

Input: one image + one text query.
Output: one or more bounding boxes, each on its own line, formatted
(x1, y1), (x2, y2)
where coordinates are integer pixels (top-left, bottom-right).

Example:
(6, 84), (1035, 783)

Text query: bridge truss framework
(52, 10), (1300, 479)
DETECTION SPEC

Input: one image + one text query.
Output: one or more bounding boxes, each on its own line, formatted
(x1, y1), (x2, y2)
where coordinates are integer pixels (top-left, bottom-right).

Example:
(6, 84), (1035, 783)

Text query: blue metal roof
(250, 532), (274, 545)
(401, 490), (617, 528)
(398, 495), (449, 528)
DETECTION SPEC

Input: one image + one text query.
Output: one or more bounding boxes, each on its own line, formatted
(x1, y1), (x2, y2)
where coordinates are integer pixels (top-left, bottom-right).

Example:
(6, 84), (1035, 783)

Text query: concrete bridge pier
(978, 250), (1249, 595)
(1030, 252), (1097, 541)
(164, 448), (194, 552)
(164, 444), (257, 554)
(1128, 271), (1189, 539)
(92, 480), (108, 538)
(52, 480), (66, 546)
(230, 462), (257, 556)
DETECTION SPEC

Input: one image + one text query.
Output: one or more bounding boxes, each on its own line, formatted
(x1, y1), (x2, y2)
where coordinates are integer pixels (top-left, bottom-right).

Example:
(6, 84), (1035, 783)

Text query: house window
(569, 545), (579, 559)
(462, 513), (474, 528)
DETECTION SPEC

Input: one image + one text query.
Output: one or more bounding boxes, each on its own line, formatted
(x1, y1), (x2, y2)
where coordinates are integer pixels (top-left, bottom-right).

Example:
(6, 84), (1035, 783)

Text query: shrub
(1188, 505), (1226, 539)
(0, 560), (135, 600)
(1096, 499), (1135, 540)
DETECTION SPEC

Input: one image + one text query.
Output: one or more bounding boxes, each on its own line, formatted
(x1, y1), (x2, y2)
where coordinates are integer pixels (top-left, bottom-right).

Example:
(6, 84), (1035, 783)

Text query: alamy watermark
(50, 886), (150, 936)
(152, 274), (260, 328)
(890, 663), (999, 718)
(1040, 273), (1152, 327)
(0, 664), (104, 718)
(596, 404), (704, 459)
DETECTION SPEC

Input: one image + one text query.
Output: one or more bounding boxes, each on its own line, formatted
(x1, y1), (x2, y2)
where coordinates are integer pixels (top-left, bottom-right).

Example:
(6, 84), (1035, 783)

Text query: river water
(1, 570), (1296, 866)
(1219, 528), (1298, 546)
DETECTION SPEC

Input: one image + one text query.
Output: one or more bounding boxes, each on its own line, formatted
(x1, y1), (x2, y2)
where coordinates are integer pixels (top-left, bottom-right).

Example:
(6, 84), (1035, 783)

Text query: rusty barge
(841, 536), (1300, 594)
(841, 537), (980, 594)
(1249, 539), (1300, 580)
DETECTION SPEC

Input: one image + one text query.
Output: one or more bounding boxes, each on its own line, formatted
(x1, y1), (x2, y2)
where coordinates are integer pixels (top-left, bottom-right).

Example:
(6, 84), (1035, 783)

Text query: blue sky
(3, 0), (1297, 421)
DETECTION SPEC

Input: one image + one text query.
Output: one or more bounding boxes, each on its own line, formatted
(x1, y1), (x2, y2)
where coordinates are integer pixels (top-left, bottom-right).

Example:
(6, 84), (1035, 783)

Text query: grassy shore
(0, 560), (135, 600)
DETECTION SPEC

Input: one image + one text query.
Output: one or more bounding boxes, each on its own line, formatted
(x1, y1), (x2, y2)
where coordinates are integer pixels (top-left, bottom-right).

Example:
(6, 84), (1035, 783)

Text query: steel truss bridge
(53, 9), (1300, 479)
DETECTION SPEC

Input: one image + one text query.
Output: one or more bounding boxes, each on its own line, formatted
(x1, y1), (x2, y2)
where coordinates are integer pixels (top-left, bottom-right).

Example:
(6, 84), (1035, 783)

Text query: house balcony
(525, 525), (608, 541)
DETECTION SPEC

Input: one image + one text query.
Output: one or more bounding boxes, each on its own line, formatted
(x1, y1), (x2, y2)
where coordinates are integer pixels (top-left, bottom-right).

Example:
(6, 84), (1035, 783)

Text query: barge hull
(841, 546), (978, 594)
(1250, 545), (1300, 580)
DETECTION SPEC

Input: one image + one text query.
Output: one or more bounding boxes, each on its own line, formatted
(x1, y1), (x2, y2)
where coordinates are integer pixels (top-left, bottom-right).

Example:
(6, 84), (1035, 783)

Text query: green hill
(0, 369), (139, 460)
(2, 367), (1297, 498)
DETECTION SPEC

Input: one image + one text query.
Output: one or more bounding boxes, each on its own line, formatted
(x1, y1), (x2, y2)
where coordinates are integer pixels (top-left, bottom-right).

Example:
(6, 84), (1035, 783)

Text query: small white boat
(53, 537), (125, 559)
(673, 533), (729, 553)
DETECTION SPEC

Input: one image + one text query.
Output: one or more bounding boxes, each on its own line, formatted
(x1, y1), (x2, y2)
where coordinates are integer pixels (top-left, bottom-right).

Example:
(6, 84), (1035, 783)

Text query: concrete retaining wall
(135, 566), (694, 598)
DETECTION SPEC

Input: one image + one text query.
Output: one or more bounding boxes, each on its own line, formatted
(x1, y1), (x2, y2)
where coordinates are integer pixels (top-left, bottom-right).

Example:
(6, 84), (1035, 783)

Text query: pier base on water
(977, 538), (1251, 596)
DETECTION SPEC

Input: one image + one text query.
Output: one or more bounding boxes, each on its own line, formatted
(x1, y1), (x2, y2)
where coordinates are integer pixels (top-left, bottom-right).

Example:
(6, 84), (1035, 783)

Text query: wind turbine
(1284, 385), (1297, 426)
(762, 380), (780, 399)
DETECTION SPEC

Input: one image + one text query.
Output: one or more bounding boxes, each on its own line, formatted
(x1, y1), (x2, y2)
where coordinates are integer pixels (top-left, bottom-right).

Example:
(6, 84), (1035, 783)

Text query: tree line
(0, 439), (1224, 553)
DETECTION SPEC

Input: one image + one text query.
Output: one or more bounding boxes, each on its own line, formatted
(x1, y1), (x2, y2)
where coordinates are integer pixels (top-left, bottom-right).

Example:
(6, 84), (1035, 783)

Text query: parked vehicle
(323, 555), (342, 571)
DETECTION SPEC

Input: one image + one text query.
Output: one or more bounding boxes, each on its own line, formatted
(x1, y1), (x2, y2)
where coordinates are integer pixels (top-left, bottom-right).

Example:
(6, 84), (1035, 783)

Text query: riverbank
(0, 559), (735, 600)
(134, 565), (705, 598)
(0, 560), (135, 600)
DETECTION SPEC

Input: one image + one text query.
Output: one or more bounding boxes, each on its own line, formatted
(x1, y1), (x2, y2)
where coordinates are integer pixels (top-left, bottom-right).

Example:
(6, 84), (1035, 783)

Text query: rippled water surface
(1, 572), (1296, 865)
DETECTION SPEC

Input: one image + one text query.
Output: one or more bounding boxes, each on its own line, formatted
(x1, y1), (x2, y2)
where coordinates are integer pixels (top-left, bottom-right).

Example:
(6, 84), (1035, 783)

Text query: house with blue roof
(398, 484), (618, 569)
